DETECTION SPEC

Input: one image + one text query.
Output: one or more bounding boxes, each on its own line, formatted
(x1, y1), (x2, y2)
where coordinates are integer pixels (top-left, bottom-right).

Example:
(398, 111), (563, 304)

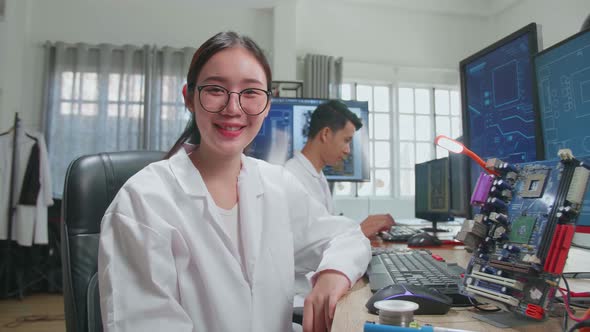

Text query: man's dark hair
(307, 100), (363, 139)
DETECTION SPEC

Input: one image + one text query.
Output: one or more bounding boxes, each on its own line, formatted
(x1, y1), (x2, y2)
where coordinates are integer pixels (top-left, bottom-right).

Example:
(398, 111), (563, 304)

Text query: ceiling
(185, 0), (521, 17)
(335, 0), (522, 17)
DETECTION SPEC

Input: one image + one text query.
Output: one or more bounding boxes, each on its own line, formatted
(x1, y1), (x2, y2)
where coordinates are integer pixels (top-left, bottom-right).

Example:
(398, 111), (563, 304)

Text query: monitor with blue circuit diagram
(534, 27), (590, 247)
(246, 97), (370, 182)
(460, 23), (544, 204)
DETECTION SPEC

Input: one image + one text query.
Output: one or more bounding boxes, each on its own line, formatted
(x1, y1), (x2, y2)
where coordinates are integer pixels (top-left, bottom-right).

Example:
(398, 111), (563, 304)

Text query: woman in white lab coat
(98, 31), (371, 332)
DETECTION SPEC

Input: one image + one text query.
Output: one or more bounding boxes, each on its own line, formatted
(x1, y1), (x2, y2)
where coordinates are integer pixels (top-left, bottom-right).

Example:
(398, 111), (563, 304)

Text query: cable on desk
(467, 296), (501, 312)
(558, 289), (590, 323)
(567, 319), (590, 332)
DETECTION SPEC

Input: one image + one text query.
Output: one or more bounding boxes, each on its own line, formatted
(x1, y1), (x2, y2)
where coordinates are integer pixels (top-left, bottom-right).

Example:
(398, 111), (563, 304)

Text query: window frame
(337, 81), (461, 199)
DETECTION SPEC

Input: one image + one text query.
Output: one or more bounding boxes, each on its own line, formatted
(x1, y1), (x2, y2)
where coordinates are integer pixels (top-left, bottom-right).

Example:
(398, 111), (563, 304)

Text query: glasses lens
(200, 86), (228, 113)
(240, 89), (268, 115)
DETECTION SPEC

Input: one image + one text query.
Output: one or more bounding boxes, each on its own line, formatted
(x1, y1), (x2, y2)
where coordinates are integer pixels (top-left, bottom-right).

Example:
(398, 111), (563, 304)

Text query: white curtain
(42, 42), (195, 196)
(303, 54), (343, 99)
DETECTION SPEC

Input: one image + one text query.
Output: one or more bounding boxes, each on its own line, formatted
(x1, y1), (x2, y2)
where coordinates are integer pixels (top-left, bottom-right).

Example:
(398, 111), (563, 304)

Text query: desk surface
(331, 241), (590, 332)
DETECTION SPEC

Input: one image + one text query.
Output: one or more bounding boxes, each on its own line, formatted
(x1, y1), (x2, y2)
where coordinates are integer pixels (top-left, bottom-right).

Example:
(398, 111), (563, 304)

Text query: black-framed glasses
(196, 84), (271, 116)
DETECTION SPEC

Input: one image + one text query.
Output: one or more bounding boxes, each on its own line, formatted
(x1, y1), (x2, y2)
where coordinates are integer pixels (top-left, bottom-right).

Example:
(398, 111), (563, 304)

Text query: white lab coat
(284, 151), (333, 214)
(0, 130), (53, 246)
(98, 147), (371, 332)
(284, 151), (344, 307)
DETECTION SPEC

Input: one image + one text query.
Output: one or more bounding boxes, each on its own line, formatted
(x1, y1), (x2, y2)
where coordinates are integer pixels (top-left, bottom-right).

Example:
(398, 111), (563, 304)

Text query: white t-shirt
(284, 151), (333, 214)
(217, 204), (242, 261)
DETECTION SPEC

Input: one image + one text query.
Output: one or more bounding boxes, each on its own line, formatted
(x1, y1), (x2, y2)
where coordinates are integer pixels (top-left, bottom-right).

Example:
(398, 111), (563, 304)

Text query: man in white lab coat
(285, 100), (395, 307)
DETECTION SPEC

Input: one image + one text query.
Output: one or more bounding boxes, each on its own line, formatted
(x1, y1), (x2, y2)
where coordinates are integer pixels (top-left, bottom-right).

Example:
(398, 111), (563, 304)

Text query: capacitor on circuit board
(493, 179), (513, 191)
(487, 197), (508, 210)
(499, 162), (518, 174)
(503, 244), (521, 253)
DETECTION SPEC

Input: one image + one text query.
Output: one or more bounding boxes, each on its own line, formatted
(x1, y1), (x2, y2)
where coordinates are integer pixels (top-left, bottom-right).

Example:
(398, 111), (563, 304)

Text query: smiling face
(189, 46), (270, 158)
(322, 120), (356, 167)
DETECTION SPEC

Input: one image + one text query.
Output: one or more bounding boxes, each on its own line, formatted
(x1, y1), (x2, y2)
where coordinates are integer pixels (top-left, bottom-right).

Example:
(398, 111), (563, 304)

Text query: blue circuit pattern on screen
(535, 30), (590, 160)
(247, 98), (369, 181)
(465, 34), (538, 164)
(248, 106), (294, 165)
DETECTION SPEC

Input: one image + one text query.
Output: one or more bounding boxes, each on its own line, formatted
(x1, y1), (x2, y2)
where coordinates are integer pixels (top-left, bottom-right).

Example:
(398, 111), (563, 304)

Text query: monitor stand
(421, 220), (449, 233)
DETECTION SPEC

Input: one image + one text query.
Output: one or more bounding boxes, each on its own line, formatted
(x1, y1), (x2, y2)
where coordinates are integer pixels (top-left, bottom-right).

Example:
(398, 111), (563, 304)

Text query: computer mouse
(407, 232), (442, 247)
(365, 284), (452, 315)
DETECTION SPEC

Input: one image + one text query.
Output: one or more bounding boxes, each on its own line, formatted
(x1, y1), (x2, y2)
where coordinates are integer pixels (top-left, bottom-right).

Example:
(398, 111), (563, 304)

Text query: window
(336, 83), (461, 199)
(336, 83), (393, 197)
(45, 43), (194, 196)
(398, 87), (462, 197)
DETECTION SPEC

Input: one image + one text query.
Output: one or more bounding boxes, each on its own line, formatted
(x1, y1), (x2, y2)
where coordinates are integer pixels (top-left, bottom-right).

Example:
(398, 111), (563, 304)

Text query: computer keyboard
(366, 249), (468, 305)
(380, 225), (422, 242)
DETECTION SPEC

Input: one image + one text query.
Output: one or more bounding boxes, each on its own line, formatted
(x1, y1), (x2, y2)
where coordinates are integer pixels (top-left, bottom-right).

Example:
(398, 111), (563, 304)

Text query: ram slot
(472, 271), (524, 290)
(539, 162), (577, 259)
(466, 285), (519, 306)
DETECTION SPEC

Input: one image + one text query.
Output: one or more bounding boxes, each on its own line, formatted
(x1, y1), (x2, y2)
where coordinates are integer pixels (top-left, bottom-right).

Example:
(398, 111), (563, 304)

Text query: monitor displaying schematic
(534, 28), (590, 243)
(534, 28), (590, 161)
(460, 23), (544, 198)
(246, 98), (370, 182)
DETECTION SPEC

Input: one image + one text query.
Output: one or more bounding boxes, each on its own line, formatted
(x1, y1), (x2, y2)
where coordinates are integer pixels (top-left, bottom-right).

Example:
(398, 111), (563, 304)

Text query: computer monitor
(534, 28), (590, 247)
(449, 152), (470, 218)
(246, 97), (370, 181)
(415, 158), (453, 232)
(460, 23), (543, 200)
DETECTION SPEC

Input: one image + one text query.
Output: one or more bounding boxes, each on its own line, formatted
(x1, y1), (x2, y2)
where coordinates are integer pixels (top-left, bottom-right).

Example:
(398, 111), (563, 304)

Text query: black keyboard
(366, 249), (468, 304)
(380, 225), (422, 242)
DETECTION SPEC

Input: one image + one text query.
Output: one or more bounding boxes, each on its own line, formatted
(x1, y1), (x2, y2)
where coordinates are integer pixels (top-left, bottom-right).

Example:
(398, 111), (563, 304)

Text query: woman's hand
(302, 270), (351, 332)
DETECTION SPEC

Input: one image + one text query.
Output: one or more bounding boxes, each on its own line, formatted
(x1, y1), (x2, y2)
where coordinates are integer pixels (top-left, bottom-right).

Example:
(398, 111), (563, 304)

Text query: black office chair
(61, 151), (165, 332)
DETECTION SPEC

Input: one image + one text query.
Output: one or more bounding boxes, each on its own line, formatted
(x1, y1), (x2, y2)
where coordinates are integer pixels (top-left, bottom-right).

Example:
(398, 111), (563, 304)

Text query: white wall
(491, 0), (590, 50)
(2, 0), (589, 220)
(0, 0), (30, 130)
(296, 0), (492, 84)
(0, 0), (273, 131)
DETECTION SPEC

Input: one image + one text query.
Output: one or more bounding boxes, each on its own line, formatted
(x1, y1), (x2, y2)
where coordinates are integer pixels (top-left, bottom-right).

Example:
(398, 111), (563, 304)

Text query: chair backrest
(61, 151), (165, 332)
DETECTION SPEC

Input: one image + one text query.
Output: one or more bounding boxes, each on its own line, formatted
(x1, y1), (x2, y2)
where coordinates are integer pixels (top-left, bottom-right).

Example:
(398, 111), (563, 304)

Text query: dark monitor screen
(415, 158), (453, 228)
(449, 152), (470, 218)
(246, 97), (370, 181)
(460, 23), (543, 205)
(534, 28), (590, 159)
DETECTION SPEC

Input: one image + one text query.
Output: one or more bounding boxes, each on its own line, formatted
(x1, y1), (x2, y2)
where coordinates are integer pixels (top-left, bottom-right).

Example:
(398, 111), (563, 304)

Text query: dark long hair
(164, 31), (272, 159)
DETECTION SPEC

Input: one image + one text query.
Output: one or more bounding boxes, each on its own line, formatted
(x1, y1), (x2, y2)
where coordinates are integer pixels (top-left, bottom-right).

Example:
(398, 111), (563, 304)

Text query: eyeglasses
(196, 84), (271, 116)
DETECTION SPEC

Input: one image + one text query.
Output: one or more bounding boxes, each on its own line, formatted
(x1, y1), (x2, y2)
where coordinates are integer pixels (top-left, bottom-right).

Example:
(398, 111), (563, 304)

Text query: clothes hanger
(0, 126), (14, 136)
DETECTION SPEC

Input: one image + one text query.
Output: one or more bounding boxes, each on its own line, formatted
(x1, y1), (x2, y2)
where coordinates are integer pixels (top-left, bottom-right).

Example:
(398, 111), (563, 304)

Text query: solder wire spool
(373, 300), (419, 326)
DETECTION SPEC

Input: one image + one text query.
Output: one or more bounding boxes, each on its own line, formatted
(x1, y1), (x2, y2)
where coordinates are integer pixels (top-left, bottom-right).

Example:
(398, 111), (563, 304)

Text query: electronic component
(520, 172), (548, 198)
(509, 216), (536, 244)
(566, 167), (590, 205)
(470, 173), (494, 206)
(462, 155), (590, 320)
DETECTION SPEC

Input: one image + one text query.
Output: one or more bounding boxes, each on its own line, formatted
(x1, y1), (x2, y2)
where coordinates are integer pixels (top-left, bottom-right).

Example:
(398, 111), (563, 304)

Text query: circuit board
(462, 152), (590, 320)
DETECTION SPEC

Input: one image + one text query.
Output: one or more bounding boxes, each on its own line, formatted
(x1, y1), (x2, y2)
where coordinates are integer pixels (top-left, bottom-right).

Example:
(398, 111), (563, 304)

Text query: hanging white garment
(0, 130), (53, 246)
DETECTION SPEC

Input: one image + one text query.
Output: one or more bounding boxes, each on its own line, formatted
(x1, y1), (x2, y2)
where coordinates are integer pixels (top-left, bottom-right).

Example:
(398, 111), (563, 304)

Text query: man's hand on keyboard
(360, 214), (395, 239)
